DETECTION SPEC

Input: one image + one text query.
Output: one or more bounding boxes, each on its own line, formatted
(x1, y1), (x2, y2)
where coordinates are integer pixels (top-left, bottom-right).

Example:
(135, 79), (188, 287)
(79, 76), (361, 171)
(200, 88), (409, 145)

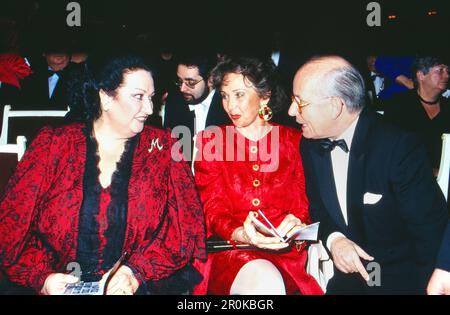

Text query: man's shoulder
(365, 109), (415, 142)
(363, 110), (425, 163)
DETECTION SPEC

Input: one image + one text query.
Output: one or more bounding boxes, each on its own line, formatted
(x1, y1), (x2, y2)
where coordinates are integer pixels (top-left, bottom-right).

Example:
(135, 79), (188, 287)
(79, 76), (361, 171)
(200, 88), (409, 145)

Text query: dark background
(1, 0), (449, 77)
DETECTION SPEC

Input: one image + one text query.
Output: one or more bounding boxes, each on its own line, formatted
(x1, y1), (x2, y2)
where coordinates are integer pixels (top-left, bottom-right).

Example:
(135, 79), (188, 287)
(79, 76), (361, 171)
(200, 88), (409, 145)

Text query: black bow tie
(319, 138), (349, 153)
(371, 73), (381, 80)
(48, 69), (63, 77)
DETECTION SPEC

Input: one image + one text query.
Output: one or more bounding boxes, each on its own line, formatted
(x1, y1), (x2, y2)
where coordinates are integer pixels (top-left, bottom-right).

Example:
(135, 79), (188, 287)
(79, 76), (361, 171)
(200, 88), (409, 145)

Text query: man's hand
(330, 236), (374, 281)
(427, 268), (450, 295)
(101, 265), (139, 295)
(41, 273), (79, 295)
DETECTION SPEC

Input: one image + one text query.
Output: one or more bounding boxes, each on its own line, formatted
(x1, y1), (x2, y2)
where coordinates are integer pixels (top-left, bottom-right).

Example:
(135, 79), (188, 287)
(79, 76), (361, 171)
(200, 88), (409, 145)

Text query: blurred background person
(384, 56), (450, 174)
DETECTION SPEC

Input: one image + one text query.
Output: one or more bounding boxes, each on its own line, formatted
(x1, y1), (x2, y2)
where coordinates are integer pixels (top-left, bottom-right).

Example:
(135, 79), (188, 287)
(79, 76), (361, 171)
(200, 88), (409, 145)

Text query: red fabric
(193, 125), (323, 295)
(0, 123), (206, 292)
(0, 54), (32, 88)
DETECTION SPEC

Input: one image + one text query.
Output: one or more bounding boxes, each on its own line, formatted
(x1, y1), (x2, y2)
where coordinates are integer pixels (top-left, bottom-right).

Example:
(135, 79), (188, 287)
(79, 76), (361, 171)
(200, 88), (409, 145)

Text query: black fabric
(15, 61), (80, 110)
(76, 124), (102, 281)
(47, 69), (63, 78)
(137, 264), (203, 295)
(76, 123), (137, 281)
(384, 89), (450, 169)
(319, 138), (349, 153)
(101, 132), (138, 273)
(163, 89), (231, 161)
(301, 109), (449, 294)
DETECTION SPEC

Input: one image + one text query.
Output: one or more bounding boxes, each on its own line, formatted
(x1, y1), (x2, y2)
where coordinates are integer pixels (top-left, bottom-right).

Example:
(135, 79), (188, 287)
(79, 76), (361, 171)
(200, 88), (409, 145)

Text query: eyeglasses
(291, 95), (333, 114)
(174, 78), (204, 89)
(291, 95), (312, 114)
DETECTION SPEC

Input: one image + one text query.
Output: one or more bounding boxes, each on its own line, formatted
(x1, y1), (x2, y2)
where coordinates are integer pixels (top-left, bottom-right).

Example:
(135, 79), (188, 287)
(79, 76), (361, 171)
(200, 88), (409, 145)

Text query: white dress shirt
(189, 89), (215, 174)
(48, 67), (60, 98)
(188, 89), (215, 135)
(370, 71), (384, 97)
(326, 116), (360, 250)
(271, 51), (280, 67)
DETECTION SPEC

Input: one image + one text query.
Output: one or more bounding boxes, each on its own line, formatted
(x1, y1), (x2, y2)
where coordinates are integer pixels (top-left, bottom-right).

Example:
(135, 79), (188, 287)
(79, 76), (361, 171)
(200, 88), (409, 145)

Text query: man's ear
(330, 97), (344, 120)
(207, 76), (214, 90)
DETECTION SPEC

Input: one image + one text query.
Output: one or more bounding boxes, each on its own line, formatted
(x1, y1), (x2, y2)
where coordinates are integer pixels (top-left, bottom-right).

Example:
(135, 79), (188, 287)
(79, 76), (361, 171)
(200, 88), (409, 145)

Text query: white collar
(188, 89), (215, 112)
(333, 115), (359, 151)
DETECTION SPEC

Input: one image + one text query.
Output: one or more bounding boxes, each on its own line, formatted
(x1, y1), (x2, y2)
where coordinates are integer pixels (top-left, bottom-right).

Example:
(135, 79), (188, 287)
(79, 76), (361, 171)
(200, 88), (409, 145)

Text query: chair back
(0, 135), (27, 196)
(0, 105), (67, 145)
(437, 133), (450, 201)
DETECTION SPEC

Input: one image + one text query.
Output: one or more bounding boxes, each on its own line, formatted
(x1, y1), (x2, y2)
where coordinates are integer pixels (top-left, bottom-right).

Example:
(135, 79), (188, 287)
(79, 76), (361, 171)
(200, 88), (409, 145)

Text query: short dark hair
(176, 52), (216, 79)
(412, 56), (448, 84)
(210, 56), (288, 114)
(67, 54), (153, 122)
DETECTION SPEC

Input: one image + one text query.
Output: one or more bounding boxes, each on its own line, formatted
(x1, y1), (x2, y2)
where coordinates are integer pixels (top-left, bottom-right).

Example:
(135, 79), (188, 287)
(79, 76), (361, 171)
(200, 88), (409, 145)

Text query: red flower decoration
(0, 53), (32, 88)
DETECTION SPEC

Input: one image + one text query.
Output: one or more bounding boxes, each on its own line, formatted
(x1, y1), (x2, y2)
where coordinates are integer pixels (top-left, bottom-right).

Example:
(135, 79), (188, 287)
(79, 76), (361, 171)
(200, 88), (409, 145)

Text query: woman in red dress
(0, 55), (206, 295)
(194, 56), (323, 295)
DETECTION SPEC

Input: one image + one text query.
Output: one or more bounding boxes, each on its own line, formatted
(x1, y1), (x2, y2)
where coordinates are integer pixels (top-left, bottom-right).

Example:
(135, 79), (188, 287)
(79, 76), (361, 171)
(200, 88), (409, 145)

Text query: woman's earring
(258, 104), (273, 121)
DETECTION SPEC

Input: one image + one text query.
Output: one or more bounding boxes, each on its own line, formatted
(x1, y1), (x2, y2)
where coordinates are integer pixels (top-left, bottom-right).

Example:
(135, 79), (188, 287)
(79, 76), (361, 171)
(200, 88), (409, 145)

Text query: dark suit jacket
(301, 109), (449, 294)
(16, 61), (78, 110)
(437, 221), (450, 272)
(164, 89), (231, 161)
(164, 89), (230, 132)
(363, 71), (385, 111)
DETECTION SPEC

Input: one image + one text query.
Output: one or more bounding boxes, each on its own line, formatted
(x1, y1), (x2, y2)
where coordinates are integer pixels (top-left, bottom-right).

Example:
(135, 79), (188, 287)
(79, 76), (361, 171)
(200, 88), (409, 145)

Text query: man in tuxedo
(17, 44), (76, 110)
(364, 54), (385, 110)
(289, 55), (448, 294)
(164, 52), (230, 162)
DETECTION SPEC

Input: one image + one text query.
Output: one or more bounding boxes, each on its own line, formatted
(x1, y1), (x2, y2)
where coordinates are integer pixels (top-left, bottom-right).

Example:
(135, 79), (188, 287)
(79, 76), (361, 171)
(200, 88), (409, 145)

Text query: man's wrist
(326, 232), (346, 251)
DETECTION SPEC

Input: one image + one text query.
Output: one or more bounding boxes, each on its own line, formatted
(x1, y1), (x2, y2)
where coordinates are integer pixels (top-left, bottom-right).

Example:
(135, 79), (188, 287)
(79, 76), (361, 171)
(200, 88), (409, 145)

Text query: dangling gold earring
(258, 104), (273, 121)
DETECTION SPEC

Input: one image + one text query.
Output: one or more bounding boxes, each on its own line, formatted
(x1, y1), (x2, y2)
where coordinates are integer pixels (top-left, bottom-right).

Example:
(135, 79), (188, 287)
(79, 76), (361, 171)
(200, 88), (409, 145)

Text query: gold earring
(258, 104), (273, 121)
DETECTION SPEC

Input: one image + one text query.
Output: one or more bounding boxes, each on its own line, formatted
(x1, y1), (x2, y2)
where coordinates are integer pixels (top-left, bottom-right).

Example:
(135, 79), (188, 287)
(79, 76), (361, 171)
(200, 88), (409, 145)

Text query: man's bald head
(293, 55), (366, 113)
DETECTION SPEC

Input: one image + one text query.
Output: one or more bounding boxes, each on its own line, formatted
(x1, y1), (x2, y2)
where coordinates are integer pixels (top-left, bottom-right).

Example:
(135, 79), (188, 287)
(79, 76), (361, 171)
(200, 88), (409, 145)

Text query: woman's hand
(41, 273), (80, 295)
(276, 214), (306, 240)
(232, 211), (289, 250)
(101, 265), (139, 295)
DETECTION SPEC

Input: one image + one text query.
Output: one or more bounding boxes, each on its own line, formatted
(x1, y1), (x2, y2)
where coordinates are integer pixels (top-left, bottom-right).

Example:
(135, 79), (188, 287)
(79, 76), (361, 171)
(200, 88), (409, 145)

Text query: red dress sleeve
(0, 127), (58, 291)
(288, 137), (311, 225)
(194, 132), (242, 241)
(126, 146), (206, 283)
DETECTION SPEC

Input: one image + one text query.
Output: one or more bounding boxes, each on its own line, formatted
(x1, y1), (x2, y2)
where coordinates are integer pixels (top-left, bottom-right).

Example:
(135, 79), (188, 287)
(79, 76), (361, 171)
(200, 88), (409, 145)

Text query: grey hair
(320, 63), (366, 113)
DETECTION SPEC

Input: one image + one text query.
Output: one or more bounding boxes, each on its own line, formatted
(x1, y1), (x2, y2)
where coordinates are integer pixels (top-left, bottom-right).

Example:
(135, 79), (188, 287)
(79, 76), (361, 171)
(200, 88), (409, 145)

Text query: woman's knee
(230, 259), (286, 295)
